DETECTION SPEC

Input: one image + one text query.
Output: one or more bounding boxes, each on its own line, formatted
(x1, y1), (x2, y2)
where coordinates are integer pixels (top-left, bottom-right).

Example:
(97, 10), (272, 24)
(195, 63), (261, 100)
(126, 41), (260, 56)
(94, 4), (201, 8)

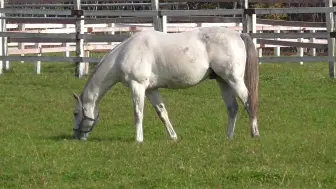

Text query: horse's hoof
(227, 133), (234, 140)
(251, 132), (260, 138)
(136, 140), (144, 144)
(226, 136), (233, 140)
(171, 135), (178, 141)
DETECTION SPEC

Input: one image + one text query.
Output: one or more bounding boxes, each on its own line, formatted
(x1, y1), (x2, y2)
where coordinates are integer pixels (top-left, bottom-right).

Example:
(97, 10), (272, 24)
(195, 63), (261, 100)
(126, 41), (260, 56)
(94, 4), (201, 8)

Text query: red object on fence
(130, 26), (137, 32)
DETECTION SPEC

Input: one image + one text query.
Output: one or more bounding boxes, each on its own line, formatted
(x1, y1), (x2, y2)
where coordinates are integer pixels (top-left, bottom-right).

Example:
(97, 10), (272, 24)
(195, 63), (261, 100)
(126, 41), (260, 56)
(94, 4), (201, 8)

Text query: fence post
(108, 23), (115, 46)
(84, 27), (92, 75)
(0, 0), (3, 75)
(85, 50), (90, 75)
(326, 0), (335, 78)
(35, 43), (41, 74)
(2, 5), (8, 71)
(251, 13), (256, 46)
(274, 29), (280, 57)
(298, 30), (303, 65)
(242, 0), (257, 62)
(242, 0), (250, 34)
(258, 30), (263, 62)
(151, 0), (162, 31)
(62, 24), (70, 57)
(309, 30), (316, 56)
(0, 0), (8, 74)
(74, 0), (85, 78)
(18, 24), (25, 63)
(162, 15), (167, 33)
(242, 0), (256, 43)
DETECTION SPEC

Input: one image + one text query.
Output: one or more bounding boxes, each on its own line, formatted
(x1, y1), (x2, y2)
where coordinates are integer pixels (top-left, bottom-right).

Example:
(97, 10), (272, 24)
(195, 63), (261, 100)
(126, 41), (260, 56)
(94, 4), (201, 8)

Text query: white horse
(72, 27), (259, 142)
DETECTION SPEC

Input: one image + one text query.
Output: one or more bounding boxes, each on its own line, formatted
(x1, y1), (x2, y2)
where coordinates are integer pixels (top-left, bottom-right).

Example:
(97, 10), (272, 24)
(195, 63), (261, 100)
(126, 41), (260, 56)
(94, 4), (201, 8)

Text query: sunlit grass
(0, 59), (336, 188)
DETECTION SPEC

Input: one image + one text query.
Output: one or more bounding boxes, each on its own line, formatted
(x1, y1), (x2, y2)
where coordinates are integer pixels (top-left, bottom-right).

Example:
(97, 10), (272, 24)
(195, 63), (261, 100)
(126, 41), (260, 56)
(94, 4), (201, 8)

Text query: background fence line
(0, 0), (335, 78)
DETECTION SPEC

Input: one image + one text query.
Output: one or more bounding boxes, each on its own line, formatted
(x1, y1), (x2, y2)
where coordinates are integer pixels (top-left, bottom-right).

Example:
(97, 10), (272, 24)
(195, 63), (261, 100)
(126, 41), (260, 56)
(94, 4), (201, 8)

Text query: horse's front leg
(146, 89), (178, 141)
(130, 81), (146, 143)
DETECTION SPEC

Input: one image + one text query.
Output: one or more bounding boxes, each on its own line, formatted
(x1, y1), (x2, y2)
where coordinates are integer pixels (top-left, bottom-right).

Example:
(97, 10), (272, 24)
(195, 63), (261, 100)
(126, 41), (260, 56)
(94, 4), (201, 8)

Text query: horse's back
(117, 27), (246, 89)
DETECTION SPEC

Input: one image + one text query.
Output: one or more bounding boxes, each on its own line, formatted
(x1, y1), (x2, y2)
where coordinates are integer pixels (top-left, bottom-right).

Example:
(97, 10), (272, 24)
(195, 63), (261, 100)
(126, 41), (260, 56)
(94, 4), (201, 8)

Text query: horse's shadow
(48, 134), (72, 141)
(48, 134), (134, 143)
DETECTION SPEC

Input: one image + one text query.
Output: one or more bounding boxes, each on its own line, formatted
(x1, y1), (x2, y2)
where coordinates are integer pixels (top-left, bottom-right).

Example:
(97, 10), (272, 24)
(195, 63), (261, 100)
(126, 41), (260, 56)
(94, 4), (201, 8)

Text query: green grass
(1, 60), (336, 189)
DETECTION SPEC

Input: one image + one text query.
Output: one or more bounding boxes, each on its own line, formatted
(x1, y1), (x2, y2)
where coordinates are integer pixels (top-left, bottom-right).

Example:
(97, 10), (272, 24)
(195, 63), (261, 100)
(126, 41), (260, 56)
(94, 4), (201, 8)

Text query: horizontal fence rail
(0, 32), (129, 42)
(0, 55), (333, 64)
(2, 8), (336, 17)
(0, 0), (336, 78)
(5, 0), (332, 4)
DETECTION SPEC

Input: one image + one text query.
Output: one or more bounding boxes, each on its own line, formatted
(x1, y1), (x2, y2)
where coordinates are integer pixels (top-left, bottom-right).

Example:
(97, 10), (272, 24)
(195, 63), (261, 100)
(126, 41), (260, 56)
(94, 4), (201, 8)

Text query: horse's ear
(73, 92), (80, 102)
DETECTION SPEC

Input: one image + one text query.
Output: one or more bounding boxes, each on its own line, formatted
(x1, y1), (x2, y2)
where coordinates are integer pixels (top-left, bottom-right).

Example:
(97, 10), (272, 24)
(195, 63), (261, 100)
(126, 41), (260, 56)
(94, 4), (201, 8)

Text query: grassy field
(1, 60), (336, 189)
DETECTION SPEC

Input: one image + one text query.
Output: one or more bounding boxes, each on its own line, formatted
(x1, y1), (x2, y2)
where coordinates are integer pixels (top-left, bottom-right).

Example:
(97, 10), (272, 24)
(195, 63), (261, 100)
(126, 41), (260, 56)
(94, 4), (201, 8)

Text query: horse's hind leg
(216, 79), (239, 140)
(227, 78), (259, 138)
(146, 89), (178, 141)
(130, 80), (146, 143)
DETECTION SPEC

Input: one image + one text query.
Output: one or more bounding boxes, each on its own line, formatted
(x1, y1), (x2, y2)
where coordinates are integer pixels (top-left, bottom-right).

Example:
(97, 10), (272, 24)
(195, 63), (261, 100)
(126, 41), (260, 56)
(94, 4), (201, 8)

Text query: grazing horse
(72, 27), (259, 142)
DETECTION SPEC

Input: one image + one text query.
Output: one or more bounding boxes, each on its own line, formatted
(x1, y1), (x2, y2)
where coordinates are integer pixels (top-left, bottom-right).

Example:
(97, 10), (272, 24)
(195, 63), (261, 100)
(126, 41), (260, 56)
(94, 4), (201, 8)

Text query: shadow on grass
(48, 134), (73, 141)
(47, 134), (134, 143)
(89, 136), (135, 143)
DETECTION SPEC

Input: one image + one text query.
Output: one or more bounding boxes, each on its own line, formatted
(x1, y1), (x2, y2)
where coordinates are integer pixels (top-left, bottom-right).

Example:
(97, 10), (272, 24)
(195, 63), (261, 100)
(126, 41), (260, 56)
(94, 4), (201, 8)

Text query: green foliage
(0, 58), (336, 188)
(252, 3), (288, 20)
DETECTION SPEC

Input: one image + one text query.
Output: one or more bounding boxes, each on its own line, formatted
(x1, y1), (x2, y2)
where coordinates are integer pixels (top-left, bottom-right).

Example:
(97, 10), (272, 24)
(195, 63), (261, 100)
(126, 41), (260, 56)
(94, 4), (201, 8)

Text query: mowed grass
(1, 59), (336, 189)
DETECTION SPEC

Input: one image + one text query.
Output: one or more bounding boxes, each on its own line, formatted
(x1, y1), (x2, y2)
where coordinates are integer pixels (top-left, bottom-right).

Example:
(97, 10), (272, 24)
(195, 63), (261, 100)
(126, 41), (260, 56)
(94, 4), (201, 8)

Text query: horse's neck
(80, 82), (99, 110)
(81, 43), (121, 107)
(80, 65), (110, 107)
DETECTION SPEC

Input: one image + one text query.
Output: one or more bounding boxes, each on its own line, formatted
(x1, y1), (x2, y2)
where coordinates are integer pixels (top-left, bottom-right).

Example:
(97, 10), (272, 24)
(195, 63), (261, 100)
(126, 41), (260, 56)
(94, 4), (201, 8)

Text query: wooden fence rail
(0, 0), (336, 78)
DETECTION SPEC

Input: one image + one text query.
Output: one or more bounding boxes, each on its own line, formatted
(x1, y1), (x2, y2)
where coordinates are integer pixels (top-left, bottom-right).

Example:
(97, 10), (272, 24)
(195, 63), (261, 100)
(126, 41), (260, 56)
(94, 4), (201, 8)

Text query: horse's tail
(240, 33), (259, 119)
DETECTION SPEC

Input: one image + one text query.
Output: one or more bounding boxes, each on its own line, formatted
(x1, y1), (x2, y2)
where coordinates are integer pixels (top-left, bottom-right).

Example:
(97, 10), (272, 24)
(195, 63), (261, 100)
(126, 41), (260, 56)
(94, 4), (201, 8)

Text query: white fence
(5, 23), (328, 54)
(0, 0), (335, 78)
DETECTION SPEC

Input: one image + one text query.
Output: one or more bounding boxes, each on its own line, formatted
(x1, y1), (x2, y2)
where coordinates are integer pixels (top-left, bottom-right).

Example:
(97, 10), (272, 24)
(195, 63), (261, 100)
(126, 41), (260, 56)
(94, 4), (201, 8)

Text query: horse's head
(72, 93), (99, 140)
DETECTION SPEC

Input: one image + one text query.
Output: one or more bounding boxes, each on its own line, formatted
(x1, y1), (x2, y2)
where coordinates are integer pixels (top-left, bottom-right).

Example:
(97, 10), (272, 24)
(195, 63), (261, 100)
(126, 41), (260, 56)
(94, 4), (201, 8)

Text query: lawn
(0, 59), (336, 189)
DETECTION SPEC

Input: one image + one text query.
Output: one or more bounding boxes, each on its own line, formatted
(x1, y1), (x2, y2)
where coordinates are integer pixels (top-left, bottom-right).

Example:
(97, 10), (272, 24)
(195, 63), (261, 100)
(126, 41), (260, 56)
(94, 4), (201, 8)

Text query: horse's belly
(148, 40), (210, 89)
(148, 67), (211, 89)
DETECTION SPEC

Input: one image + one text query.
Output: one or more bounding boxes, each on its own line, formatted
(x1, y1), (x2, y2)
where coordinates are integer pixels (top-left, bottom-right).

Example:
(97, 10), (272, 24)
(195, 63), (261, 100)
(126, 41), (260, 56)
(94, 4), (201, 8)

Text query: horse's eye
(74, 113), (78, 116)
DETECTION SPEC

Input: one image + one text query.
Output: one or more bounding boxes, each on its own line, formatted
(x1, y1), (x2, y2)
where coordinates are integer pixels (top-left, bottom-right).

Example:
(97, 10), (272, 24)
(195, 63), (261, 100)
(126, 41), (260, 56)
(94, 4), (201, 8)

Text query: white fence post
(18, 24), (25, 63)
(252, 13), (256, 46)
(74, 0), (85, 78)
(84, 27), (92, 75)
(298, 30), (304, 65)
(274, 29), (280, 57)
(258, 30), (263, 62)
(35, 43), (41, 74)
(326, 0), (335, 78)
(251, 13), (259, 64)
(62, 24), (70, 57)
(309, 30), (316, 56)
(108, 23), (115, 46)
(162, 15), (167, 33)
